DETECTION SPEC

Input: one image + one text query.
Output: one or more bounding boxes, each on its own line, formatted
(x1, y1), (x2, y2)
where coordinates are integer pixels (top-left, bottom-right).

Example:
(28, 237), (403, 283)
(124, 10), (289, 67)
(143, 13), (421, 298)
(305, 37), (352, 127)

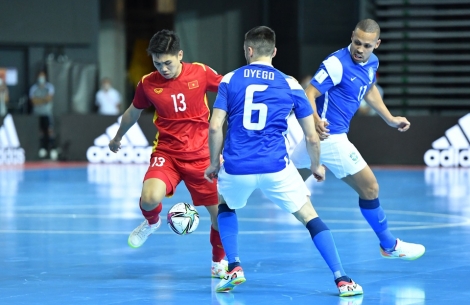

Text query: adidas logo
(86, 117), (152, 163)
(424, 113), (470, 167)
(0, 114), (25, 165)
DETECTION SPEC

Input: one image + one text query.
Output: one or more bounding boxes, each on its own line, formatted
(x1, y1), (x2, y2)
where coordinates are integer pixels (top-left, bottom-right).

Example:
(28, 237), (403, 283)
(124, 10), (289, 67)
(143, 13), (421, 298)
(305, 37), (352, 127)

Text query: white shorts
(217, 162), (311, 213)
(288, 118), (367, 179)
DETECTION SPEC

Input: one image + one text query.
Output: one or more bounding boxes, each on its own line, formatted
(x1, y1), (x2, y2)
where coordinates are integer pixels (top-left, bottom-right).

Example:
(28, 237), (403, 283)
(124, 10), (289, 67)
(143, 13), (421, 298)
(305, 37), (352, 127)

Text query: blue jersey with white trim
(310, 45), (379, 134)
(214, 62), (314, 175)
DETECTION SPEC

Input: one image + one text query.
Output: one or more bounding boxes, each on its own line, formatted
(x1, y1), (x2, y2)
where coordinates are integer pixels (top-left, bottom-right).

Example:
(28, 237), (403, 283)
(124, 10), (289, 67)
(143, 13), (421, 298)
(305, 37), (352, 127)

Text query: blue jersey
(310, 45), (379, 134)
(214, 62), (314, 175)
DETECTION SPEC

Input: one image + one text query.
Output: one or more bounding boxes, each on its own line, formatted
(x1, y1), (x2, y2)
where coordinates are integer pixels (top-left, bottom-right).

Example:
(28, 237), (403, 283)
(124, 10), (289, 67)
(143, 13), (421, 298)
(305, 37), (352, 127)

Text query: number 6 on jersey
(243, 84), (268, 130)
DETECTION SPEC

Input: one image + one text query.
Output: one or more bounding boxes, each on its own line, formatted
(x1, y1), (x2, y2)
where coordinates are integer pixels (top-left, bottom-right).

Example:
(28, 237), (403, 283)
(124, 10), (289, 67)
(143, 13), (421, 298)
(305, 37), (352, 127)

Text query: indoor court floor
(1, 163), (469, 305)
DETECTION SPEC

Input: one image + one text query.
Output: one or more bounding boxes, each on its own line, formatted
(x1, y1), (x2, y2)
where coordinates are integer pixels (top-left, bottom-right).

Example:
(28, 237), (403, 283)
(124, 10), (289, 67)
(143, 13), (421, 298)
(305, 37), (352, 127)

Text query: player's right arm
(306, 56), (343, 140)
(204, 108), (227, 182)
(297, 115), (325, 182)
(109, 104), (143, 153)
(305, 84), (329, 139)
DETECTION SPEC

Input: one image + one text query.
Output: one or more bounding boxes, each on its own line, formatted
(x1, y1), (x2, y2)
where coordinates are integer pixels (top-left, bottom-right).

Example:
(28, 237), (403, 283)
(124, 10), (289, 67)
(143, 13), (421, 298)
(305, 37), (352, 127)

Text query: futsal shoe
(215, 266), (246, 292)
(337, 278), (363, 297)
(380, 238), (425, 260)
(338, 294), (363, 305)
(212, 259), (228, 278)
(128, 218), (161, 248)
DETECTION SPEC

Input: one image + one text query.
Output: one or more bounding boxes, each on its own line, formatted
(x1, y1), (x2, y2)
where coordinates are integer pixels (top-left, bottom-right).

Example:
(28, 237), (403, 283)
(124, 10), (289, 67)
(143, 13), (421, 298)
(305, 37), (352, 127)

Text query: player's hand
(204, 164), (220, 183)
(311, 165), (325, 182)
(388, 116), (410, 132)
(315, 120), (330, 140)
(109, 137), (122, 153)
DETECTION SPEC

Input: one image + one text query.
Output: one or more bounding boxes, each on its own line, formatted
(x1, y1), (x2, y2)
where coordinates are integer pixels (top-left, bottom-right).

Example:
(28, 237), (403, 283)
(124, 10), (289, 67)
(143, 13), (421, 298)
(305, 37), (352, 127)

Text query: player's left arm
(364, 84), (410, 132)
(204, 108), (227, 182)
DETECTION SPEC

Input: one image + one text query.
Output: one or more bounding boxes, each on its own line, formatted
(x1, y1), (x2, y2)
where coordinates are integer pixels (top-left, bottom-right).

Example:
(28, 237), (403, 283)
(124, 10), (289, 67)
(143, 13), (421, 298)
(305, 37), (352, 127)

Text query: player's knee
(140, 191), (163, 210)
(362, 182), (379, 199)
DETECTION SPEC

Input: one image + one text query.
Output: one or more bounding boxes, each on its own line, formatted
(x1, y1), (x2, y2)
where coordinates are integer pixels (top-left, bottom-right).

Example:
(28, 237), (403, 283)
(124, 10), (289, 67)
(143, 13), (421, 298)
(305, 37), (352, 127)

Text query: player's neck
(249, 57), (273, 65)
(172, 62), (183, 79)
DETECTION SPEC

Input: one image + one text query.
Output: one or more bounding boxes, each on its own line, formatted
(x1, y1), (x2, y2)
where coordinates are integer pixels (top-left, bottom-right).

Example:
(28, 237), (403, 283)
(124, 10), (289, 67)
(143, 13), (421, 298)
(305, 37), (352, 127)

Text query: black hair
(244, 26), (276, 57)
(355, 19), (381, 38)
(147, 29), (181, 56)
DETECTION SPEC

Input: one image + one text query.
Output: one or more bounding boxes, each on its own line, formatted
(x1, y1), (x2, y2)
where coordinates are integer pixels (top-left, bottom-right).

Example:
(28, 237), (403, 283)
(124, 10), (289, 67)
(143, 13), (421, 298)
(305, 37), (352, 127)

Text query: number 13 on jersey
(171, 94), (186, 112)
(243, 84), (268, 130)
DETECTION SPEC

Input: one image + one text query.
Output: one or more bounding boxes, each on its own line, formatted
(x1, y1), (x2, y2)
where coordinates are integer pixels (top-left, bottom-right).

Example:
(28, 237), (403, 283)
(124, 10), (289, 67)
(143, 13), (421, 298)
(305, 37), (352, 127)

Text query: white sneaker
(380, 238), (425, 260)
(128, 218), (161, 248)
(215, 266), (246, 292)
(50, 149), (58, 160)
(212, 259), (228, 278)
(38, 148), (47, 158)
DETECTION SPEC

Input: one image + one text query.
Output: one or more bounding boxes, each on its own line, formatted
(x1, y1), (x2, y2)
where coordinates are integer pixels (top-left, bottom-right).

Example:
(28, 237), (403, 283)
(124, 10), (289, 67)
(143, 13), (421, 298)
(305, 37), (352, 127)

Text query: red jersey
(133, 62), (222, 160)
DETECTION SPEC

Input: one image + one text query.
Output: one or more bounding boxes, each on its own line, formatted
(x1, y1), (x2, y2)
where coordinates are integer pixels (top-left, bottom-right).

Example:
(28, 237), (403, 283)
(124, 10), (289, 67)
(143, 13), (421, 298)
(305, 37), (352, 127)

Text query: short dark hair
(355, 19), (381, 38)
(147, 29), (181, 56)
(244, 26), (276, 57)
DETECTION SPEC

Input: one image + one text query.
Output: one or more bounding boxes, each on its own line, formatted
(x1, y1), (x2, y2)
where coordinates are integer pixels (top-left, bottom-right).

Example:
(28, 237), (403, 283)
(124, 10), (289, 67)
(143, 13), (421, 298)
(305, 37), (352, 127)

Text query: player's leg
(128, 152), (179, 248)
(46, 115), (58, 160)
(214, 167), (255, 292)
(38, 115), (48, 158)
(342, 166), (425, 260)
(204, 203), (228, 278)
(179, 157), (227, 277)
(261, 162), (362, 297)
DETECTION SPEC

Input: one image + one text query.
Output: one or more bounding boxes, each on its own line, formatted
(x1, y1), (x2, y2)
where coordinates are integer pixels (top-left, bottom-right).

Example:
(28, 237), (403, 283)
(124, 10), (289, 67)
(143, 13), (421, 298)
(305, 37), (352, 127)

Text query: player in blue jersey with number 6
(289, 19), (425, 261)
(204, 26), (363, 297)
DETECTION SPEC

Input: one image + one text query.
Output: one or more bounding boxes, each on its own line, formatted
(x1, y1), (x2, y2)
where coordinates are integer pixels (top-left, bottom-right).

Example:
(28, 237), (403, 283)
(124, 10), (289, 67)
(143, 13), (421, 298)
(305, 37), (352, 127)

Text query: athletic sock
(306, 217), (346, 279)
(210, 226), (226, 262)
(359, 198), (396, 250)
(140, 200), (162, 225)
(217, 204), (240, 267)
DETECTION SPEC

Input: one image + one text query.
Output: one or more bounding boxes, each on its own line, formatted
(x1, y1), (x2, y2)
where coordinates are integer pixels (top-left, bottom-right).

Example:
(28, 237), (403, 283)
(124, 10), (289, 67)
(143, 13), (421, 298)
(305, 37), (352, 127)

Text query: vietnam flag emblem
(188, 80), (199, 89)
(154, 88), (163, 94)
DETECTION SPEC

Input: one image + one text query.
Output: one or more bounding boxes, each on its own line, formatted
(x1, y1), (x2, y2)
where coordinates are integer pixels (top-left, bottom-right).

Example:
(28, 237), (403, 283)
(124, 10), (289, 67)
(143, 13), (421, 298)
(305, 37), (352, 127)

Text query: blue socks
(217, 204), (240, 271)
(306, 217), (346, 280)
(359, 198), (396, 250)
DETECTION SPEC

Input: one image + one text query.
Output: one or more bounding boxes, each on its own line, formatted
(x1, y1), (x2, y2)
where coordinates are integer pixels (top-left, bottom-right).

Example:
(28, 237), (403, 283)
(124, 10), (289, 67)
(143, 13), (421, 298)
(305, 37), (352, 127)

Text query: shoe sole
(216, 277), (246, 293)
(339, 290), (363, 297)
(380, 251), (425, 260)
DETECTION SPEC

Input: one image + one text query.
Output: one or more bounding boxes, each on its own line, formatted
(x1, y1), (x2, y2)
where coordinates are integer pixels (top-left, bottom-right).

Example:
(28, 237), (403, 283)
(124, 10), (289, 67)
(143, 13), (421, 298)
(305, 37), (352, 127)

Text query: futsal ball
(167, 202), (200, 235)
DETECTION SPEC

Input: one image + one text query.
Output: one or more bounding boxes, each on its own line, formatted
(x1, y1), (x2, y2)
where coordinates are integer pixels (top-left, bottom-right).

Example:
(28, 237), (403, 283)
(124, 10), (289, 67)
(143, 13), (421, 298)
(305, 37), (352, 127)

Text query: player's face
(152, 51), (183, 79)
(350, 29), (381, 63)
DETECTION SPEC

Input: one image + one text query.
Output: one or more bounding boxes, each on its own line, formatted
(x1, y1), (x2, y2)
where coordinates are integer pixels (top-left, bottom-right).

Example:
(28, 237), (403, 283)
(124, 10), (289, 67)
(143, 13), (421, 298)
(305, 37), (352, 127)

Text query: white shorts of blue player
(218, 162), (309, 213)
(286, 114), (366, 178)
(286, 114), (426, 261)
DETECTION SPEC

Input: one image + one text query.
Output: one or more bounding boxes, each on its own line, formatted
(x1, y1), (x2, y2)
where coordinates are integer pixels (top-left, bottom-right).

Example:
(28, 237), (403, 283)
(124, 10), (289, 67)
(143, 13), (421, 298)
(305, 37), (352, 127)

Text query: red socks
(140, 202), (163, 225)
(210, 226), (226, 262)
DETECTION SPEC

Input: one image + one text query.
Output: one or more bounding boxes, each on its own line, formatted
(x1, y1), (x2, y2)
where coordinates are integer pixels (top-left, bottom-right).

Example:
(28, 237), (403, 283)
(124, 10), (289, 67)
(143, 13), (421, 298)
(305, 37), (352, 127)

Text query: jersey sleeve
(286, 77), (314, 119)
(213, 72), (234, 111)
(310, 55), (343, 94)
(47, 83), (55, 95)
(204, 64), (223, 92)
(132, 81), (152, 109)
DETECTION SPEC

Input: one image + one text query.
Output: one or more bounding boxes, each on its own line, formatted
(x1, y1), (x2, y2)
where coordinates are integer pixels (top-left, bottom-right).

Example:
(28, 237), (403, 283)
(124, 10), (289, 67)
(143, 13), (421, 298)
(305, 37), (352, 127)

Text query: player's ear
(178, 50), (183, 61)
(375, 39), (381, 49)
(272, 47), (277, 58)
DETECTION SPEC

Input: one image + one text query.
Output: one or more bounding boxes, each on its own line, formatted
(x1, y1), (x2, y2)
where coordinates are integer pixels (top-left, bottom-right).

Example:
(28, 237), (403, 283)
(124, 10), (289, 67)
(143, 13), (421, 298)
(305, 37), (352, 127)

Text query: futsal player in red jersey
(108, 29), (227, 278)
